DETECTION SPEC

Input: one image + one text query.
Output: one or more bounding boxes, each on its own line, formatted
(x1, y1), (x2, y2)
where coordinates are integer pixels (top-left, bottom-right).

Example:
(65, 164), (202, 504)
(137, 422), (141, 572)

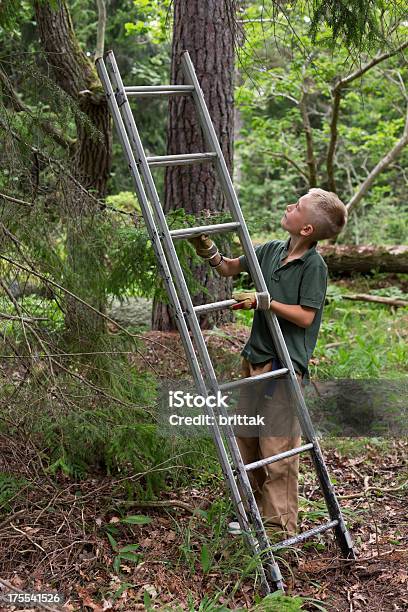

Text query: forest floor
(0, 324), (407, 611)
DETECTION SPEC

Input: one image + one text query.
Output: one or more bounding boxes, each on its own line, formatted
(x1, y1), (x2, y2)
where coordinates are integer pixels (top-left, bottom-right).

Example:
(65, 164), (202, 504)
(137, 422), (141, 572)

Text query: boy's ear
(301, 223), (314, 237)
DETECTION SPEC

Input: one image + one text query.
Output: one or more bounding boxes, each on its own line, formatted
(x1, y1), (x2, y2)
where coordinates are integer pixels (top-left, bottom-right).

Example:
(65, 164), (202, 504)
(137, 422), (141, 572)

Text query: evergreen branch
(0, 117), (135, 219)
(0, 254), (185, 364)
(47, 355), (153, 414)
(0, 65), (74, 149)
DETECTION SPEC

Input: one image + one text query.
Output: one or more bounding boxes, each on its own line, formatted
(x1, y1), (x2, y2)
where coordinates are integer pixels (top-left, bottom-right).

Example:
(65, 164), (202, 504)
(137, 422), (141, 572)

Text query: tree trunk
(34, 0), (111, 349)
(342, 294), (408, 307)
(318, 244), (408, 274)
(152, 0), (235, 331)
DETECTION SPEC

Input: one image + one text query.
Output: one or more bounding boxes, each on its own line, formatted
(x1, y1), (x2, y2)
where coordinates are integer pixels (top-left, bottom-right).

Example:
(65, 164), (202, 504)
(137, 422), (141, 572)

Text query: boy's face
(280, 193), (315, 237)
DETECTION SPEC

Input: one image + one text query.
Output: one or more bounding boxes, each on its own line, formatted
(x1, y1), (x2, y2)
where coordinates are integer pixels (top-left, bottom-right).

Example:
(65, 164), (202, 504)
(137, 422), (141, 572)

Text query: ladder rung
(170, 221), (241, 240)
(194, 299), (236, 314)
(147, 153), (217, 167)
(271, 520), (339, 550)
(219, 368), (288, 392)
(124, 85), (194, 97)
(245, 443), (314, 472)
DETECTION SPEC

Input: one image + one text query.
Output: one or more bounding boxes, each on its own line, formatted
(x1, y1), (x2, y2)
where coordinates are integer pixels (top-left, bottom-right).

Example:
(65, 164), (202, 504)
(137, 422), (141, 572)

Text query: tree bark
(299, 88), (317, 188)
(34, 0), (111, 348)
(152, 0), (235, 331)
(318, 244), (408, 274)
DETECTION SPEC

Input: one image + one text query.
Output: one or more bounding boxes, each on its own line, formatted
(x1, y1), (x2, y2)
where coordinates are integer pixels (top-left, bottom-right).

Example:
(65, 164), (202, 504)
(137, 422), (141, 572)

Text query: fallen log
(342, 293), (408, 307)
(318, 244), (408, 274)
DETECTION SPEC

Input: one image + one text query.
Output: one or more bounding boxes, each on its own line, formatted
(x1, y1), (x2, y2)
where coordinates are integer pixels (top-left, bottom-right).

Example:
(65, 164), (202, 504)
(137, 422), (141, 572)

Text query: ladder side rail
(103, 52), (284, 591)
(98, 54), (275, 578)
(179, 48), (313, 485)
(105, 51), (218, 392)
(180, 53), (301, 382)
(180, 51), (355, 560)
(180, 53), (268, 292)
(180, 48), (336, 469)
(307, 441), (355, 557)
(95, 57), (205, 395)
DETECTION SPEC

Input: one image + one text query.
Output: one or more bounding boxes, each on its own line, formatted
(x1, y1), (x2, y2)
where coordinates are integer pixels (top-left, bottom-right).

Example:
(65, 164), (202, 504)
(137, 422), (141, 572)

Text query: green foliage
(308, 0), (380, 50)
(106, 530), (143, 574)
(124, 0), (171, 44)
(0, 472), (27, 512)
(236, 2), (408, 243)
(121, 514), (152, 525)
(0, 0), (29, 29)
(251, 592), (306, 611)
(105, 222), (158, 299)
(314, 282), (408, 379)
(200, 543), (211, 573)
(30, 370), (165, 485)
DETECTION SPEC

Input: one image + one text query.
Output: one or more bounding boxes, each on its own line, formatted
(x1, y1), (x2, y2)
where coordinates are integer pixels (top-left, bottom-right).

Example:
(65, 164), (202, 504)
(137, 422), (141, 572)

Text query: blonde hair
(307, 188), (348, 240)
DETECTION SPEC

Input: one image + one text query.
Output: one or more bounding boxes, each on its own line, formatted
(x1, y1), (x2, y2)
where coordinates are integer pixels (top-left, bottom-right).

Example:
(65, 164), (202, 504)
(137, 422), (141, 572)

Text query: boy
(190, 188), (348, 536)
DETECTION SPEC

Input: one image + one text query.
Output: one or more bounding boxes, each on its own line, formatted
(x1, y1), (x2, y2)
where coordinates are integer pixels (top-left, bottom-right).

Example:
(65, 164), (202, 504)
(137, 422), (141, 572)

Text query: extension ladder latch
(267, 563), (283, 584)
(115, 90), (126, 107)
(257, 290), (271, 310)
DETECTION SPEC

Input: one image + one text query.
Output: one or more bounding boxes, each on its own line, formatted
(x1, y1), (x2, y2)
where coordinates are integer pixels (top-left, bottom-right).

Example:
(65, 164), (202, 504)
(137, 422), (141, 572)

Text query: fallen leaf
(140, 537), (152, 547)
(165, 530), (176, 542)
(142, 584), (158, 598)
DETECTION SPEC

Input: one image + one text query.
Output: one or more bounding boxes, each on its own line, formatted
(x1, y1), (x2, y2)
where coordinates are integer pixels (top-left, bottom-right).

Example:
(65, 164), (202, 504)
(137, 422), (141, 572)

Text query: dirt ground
(0, 327), (406, 611)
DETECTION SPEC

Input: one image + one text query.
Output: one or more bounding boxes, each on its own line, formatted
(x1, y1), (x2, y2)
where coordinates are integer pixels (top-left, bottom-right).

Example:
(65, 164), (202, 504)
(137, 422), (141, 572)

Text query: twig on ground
(10, 522), (45, 552)
(112, 499), (196, 513)
(338, 481), (407, 500)
(0, 509), (26, 531)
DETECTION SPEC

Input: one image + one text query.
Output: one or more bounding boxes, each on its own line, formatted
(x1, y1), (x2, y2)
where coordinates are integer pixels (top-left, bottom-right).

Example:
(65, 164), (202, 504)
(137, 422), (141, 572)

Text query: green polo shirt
(238, 237), (328, 378)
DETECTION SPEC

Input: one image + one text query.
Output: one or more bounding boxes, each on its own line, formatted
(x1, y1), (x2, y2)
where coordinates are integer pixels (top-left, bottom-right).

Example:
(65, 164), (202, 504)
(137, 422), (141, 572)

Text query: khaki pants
(235, 358), (302, 536)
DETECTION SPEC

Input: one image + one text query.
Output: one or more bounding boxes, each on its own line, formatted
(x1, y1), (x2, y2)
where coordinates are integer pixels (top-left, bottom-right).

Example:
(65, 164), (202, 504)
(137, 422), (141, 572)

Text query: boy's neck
(286, 234), (317, 258)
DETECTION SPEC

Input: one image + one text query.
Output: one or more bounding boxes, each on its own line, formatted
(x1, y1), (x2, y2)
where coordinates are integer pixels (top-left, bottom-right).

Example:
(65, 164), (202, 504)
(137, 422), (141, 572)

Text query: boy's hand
(231, 291), (270, 310)
(188, 234), (218, 260)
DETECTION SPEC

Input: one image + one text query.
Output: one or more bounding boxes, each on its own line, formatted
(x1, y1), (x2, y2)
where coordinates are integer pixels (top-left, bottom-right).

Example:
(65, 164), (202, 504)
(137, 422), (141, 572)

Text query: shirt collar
(281, 237), (318, 262)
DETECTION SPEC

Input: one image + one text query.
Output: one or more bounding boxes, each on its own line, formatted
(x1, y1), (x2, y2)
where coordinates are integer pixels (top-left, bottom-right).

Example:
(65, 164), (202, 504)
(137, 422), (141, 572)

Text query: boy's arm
(269, 301), (316, 328)
(211, 254), (244, 277)
(188, 235), (317, 327)
(216, 256), (316, 327)
(232, 291), (316, 328)
(188, 234), (244, 276)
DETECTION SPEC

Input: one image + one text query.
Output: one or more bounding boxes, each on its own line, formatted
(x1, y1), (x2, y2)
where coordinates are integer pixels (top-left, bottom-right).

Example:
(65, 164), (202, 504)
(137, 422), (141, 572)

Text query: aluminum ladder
(96, 50), (355, 594)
